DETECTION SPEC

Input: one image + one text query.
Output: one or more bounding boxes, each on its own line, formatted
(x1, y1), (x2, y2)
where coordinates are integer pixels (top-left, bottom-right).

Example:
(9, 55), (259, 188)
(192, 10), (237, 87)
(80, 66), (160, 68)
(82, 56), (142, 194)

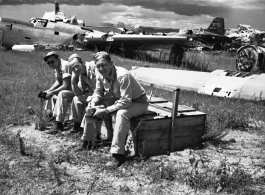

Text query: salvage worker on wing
(67, 53), (99, 134)
(41, 51), (72, 134)
(79, 51), (149, 168)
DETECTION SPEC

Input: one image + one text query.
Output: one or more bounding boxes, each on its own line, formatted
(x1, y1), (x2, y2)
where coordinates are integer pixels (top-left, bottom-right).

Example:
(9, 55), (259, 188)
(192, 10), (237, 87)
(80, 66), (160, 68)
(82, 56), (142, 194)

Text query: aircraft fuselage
(0, 17), (86, 49)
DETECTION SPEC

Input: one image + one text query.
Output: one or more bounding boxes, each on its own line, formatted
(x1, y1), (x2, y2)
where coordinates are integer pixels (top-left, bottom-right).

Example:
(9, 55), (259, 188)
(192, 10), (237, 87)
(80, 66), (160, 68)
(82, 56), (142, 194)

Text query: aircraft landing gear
(169, 45), (184, 67)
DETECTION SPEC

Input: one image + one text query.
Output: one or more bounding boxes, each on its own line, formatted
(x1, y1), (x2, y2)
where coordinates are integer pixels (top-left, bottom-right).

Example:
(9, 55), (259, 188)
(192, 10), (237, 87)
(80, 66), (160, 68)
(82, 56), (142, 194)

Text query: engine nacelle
(236, 45), (265, 73)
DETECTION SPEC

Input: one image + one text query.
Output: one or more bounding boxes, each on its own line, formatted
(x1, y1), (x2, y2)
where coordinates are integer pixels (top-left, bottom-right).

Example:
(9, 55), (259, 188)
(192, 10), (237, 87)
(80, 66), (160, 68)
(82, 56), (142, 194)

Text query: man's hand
(45, 91), (54, 100)
(38, 91), (46, 99)
(71, 73), (79, 84)
(93, 107), (107, 118)
(85, 106), (96, 116)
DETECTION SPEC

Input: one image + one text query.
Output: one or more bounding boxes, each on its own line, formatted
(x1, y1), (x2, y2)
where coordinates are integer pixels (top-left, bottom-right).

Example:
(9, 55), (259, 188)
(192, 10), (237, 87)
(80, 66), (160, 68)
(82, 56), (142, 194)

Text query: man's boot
(68, 122), (82, 134)
(103, 118), (113, 143)
(106, 153), (126, 168)
(74, 141), (92, 152)
(46, 121), (64, 134)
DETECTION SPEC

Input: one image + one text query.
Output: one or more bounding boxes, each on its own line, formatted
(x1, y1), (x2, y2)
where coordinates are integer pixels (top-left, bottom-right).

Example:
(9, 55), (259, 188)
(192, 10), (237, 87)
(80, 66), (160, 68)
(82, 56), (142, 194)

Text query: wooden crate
(130, 90), (206, 157)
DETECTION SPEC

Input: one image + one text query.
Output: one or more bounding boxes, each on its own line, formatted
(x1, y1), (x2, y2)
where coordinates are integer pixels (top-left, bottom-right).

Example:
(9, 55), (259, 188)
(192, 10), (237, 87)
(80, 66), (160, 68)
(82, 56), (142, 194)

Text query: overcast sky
(0, 0), (264, 30)
(99, 0), (265, 30)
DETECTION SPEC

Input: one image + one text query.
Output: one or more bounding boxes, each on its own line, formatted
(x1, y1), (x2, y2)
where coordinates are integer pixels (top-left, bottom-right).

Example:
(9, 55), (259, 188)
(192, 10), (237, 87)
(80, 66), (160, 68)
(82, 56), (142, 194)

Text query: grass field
(0, 49), (264, 194)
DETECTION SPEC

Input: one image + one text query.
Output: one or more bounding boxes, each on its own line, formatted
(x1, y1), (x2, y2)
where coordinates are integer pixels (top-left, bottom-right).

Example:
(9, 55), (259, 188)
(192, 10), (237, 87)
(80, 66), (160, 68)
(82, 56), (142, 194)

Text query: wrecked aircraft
(84, 17), (228, 52)
(165, 17), (230, 50)
(226, 24), (265, 49)
(0, 1), (231, 56)
(128, 36), (265, 100)
(130, 41), (265, 101)
(130, 67), (265, 101)
(0, 17), (80, 49)
(0, 3), (194, 56)
(0, 2), (106, 50)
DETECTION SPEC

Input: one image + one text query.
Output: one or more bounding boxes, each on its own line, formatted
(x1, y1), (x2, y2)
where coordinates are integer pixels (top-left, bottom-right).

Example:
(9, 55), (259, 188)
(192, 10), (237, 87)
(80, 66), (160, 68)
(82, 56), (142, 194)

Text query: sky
(0, 0), (264, 30)
(99, 0), (265, 30)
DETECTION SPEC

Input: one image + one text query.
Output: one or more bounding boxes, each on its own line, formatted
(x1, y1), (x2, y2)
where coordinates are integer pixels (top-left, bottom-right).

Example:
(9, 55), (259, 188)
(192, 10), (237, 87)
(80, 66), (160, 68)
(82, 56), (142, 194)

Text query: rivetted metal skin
(130, 67), (265, 101)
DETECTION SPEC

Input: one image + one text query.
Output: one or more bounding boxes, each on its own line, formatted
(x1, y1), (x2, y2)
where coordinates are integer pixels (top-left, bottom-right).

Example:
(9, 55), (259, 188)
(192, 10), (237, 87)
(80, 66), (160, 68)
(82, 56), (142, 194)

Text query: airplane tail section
(206, 17), (225, 35)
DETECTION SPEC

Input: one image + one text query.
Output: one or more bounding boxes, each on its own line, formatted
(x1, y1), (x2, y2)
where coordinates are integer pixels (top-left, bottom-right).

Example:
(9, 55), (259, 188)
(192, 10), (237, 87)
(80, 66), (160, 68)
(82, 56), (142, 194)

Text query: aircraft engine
(236, 45), (265, 73)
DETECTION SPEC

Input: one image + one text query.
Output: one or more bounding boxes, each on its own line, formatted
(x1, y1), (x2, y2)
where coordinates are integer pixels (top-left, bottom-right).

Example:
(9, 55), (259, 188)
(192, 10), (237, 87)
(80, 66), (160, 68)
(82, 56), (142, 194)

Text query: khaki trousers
(81, 95), (149, 154)
(53, 90), (92, 124)
(53, 90), (74, 123)
(70, 92), (93, 123)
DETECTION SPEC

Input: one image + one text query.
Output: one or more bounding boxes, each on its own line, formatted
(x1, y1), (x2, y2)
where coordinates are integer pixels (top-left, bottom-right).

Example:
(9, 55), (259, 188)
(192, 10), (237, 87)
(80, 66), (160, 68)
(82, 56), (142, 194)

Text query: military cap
(43, 51), (59, 62)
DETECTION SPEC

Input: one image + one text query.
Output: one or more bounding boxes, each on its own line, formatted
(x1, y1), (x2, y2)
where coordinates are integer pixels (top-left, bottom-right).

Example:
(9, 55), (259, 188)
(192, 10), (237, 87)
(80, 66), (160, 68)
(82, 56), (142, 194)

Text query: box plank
(135, 116), (205, 141)
(147, 95), (168, 103)
(131, 111), (206, 156)
(154, 102), (196, 113)
(137, 123), (205, 142)
(147, 104), (172, 117)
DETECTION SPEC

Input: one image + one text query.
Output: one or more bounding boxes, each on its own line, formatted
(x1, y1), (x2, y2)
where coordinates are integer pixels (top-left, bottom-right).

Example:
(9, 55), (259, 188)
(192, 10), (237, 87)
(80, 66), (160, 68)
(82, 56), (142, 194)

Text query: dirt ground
(1, 118), (264, 194)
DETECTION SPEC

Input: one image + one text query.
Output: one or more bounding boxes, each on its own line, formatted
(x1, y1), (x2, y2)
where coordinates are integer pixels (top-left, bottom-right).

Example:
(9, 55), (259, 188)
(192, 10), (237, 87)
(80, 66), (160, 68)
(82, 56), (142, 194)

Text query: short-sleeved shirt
(76, 61), (97, 93)
(92, 65), (146, 112)
(54, 58), (71, 84)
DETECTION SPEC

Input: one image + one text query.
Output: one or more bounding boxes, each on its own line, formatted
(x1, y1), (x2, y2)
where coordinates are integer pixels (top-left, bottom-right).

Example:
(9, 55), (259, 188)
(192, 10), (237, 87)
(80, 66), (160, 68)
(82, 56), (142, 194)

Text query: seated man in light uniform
(81, 51), (149, 167)
(46, 53), (96, 134)
(68, 54), (99, 134)
(42, 51), (71, 130)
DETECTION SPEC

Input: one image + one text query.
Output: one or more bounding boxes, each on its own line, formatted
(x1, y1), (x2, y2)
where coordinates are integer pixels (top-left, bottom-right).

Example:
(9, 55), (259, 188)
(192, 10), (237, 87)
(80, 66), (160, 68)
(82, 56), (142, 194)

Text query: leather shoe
(68, 122), (82, 134)
(106, 154), (125, 168)
(46, 121), (63, 134)
(74, 141), (92, 152)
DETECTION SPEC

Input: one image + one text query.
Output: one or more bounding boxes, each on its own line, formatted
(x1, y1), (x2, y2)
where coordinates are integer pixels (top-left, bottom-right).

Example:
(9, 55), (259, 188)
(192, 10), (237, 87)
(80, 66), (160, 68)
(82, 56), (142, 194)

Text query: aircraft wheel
(236, 45), (258, 72)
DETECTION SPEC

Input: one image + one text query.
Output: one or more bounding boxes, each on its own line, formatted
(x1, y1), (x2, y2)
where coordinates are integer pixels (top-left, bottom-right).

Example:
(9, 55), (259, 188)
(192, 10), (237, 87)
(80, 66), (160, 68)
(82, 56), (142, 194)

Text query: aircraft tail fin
(206, 17), (225, 35)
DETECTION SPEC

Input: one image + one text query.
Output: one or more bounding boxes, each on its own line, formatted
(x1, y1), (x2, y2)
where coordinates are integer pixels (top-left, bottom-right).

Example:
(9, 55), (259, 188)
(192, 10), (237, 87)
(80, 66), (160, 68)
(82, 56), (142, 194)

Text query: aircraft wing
(130, 67), (265, 101)
(106, 34), (191, 47)
(107, 34), (189, 44)
(84, 33), (193, 49)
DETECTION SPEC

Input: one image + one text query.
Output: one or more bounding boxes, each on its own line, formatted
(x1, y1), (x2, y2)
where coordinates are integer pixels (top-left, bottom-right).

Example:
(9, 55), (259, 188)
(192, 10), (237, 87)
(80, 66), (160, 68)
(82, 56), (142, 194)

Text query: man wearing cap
(82, 51), (149, 167)
(43, 51), (71, 99)
(42, 51), (72, 134)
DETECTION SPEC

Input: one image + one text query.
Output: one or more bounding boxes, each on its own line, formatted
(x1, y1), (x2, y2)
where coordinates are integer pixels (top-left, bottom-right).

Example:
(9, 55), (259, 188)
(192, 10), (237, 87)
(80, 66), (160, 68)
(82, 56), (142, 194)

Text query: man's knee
(58, 90), (69, 98)
(116, 109), (129, 120)
(58, 90), (74, 102)
(72, 96), (79, 104)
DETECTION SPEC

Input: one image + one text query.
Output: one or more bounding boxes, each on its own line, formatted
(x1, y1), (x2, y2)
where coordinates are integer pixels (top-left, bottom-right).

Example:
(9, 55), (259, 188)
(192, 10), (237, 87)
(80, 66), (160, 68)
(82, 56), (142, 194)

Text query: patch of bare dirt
(1, 121), (265, 194)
